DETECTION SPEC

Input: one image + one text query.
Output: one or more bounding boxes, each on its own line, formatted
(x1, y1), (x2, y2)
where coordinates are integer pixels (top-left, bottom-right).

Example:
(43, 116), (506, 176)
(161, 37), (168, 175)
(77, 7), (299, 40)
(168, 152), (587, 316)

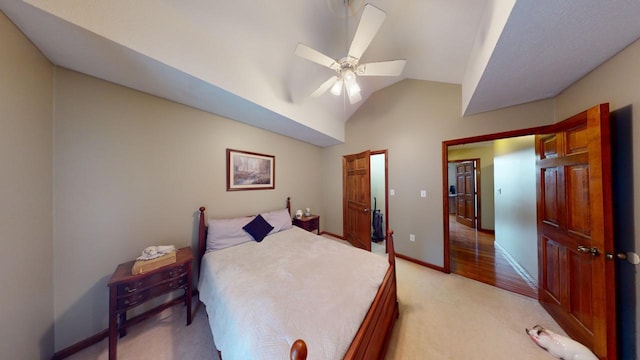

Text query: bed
(196, 198), (398, 360)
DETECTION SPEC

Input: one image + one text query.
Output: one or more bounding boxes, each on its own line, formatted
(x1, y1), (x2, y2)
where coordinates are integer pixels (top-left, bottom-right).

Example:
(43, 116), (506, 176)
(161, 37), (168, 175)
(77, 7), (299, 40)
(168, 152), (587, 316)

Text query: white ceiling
(2, 0), (640, 147)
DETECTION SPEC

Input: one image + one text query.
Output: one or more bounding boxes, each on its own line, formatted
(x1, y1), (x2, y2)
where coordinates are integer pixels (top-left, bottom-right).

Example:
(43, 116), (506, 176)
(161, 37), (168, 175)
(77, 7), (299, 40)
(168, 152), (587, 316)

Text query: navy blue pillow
(243, 214), (274, 242)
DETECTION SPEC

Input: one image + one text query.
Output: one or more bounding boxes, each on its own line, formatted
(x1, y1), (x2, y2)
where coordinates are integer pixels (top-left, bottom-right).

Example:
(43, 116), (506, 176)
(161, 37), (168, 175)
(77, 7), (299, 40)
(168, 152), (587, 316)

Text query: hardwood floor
(449, 215), (538, 298)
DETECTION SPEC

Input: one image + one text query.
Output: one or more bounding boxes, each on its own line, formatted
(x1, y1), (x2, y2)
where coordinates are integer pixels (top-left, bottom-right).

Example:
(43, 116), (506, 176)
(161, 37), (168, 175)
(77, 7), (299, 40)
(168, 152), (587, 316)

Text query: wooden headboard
(198, 197), (291, 261)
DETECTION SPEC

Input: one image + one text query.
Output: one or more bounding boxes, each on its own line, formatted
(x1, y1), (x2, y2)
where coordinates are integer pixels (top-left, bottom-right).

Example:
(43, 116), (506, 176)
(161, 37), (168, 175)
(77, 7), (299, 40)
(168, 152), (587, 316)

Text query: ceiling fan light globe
(346, 79), (361, 97)
(330, 79), (343, 96)
(351, 81), (361, 95)
(344, 69), (356, 82)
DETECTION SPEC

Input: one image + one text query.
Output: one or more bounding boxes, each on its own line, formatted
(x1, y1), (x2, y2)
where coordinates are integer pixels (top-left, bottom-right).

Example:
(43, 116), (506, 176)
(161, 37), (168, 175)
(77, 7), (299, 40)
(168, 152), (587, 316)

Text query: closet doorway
(370, 151), (388, 254)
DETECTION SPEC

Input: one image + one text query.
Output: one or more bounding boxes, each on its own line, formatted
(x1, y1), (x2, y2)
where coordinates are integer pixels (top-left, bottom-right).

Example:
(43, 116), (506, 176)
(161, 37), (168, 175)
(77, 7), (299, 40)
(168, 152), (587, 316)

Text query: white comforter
(198, 226), (389, 360)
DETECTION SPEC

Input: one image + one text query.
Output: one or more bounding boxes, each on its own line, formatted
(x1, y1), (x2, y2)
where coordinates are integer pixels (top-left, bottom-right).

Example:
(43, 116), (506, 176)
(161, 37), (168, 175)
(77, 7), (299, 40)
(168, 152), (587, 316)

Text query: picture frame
(226, 149), (275, 191)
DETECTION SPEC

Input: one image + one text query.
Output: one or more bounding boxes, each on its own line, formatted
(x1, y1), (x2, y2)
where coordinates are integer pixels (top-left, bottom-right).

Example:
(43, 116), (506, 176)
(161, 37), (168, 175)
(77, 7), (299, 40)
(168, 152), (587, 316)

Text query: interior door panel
(343, 150), (372, 251)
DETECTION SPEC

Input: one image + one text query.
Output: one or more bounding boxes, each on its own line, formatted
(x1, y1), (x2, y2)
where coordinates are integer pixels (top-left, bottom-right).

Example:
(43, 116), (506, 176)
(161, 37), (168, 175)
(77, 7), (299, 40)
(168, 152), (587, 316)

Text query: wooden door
(455, 162), (476, 228)
(535, 104), (616, 359)
(343, 150), (372, 251)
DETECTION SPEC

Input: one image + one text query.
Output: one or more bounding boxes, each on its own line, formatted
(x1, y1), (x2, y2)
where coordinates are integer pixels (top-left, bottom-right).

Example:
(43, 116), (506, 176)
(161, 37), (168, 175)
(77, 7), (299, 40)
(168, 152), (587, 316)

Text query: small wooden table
(292, 214), (320, 234)
(107, 247), (193, 360)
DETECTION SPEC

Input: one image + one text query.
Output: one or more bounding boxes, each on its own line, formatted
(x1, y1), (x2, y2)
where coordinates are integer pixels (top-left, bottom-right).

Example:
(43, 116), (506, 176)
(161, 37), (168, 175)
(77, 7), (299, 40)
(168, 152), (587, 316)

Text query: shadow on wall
(40, 323), (54, 359)
(53, 275), (110, 353)
(610, 104), (636, 359)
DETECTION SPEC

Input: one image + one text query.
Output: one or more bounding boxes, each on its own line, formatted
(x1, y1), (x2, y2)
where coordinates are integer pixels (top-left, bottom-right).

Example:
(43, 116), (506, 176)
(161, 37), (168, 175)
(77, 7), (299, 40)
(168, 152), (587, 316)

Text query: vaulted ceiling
(3, 0), (640, 147)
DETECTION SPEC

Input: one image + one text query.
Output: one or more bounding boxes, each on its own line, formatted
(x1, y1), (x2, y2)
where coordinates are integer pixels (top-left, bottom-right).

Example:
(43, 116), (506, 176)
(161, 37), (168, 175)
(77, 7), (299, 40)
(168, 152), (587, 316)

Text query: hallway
(449, 215), (538, 298)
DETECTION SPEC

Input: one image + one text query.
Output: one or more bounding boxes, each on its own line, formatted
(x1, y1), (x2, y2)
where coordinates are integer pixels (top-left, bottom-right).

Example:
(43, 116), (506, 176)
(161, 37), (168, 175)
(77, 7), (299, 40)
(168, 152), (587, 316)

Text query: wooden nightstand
(293, 214), (320, 234)
(107, 247), (193, 360)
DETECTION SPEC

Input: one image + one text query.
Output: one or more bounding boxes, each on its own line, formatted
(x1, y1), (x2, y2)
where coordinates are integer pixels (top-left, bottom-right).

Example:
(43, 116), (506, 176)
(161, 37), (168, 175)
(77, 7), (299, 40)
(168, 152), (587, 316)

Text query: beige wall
(0, 12), (54, 360)
(493, 136), (538, 281)
(52, 68), (324, 349)
(555, 37), (640, 360)
(321, 79), (555, 266)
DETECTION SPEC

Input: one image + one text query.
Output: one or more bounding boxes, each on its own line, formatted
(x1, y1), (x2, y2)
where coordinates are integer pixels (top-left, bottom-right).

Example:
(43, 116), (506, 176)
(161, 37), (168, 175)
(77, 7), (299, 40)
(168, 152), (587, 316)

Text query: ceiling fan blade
(356, 60), (406, 76)
(348, 4), (386, 61)
(310, 76), (339, 97)
(295, 43), (340, 71)
(348, 90), (362, 104)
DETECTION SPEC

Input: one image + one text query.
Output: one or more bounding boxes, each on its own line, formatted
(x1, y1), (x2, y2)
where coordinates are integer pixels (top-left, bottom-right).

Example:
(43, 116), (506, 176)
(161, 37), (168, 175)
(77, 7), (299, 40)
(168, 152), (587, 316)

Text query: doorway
(370, 151), (388, 254)
(444, 136), (539, 298)
(448, 159), (481, 230)
(343, 149), (388, 252)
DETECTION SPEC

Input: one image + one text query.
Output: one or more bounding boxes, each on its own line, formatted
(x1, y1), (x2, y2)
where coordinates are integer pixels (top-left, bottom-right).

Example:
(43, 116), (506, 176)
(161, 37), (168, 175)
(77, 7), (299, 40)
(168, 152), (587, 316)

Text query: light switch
(420, 190), (426, 198)
(390, 189), (395, 196)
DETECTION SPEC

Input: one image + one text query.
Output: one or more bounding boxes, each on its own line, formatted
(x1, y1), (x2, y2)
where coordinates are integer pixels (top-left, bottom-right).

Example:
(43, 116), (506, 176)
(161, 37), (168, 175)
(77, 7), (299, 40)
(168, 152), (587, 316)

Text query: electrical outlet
(409, 234), (415, 242)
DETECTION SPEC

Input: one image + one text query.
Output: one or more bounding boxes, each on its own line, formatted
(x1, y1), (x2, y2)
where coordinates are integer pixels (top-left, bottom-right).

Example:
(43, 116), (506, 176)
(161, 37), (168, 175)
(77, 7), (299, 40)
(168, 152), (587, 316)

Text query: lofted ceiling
(2, 0), (640, 147)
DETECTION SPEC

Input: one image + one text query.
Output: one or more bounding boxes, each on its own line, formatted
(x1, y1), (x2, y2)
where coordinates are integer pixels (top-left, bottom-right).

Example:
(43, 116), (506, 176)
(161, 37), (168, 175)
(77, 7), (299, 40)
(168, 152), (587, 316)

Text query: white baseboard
(494, 241), (537, 291)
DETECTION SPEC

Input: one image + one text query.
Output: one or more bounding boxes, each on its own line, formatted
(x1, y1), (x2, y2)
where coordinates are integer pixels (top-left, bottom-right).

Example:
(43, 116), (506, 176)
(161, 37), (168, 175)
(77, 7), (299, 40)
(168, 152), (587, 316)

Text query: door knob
(577, 245), (599, 256)
(363, 208), (370, 213)
(606, 251), (640, 265)
(577, 245), (590, 253)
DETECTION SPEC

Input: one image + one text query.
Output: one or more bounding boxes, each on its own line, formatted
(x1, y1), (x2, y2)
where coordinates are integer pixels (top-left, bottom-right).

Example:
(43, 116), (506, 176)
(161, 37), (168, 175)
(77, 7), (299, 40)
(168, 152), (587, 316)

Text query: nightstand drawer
(116, 263), (188, 296)
(117, 289), (151, 309)
(116, 275), (188, 310)
(304, 217), (319, 230)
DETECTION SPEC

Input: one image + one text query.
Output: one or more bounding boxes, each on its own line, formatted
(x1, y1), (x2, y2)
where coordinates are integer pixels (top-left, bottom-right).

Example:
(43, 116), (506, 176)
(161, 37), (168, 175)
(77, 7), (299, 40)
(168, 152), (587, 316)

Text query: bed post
(290, 339), (307, 360)
(198, 207), (206, 261)
(286, 196), (291, 215)
(386, 229), (395, 267)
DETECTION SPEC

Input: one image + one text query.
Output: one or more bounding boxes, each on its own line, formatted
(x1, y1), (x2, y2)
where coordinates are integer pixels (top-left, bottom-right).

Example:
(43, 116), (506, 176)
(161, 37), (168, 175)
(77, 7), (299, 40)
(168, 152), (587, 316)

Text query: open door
(343, 150), (372, 251)
(535, 104), (616, 359)
(455, 161), (477, 228)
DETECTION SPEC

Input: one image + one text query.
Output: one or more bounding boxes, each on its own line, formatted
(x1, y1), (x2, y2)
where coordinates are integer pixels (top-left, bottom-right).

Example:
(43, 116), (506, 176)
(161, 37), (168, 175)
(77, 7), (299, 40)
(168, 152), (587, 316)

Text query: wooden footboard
(343, 229), (398, 359)
(289, 230), (398, 360)
(198, 206), (398, 360)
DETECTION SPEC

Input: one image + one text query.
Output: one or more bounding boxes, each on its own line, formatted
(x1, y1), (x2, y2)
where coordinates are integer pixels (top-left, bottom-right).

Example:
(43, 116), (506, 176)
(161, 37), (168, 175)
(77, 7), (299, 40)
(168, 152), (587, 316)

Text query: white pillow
(207, 216), (255, 251)
(261, 208), (293, 235)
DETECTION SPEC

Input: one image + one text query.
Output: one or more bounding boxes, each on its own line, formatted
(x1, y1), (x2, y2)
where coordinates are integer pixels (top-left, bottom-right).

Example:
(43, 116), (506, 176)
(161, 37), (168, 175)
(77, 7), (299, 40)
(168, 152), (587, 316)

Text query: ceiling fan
(295, 3), (406, 104)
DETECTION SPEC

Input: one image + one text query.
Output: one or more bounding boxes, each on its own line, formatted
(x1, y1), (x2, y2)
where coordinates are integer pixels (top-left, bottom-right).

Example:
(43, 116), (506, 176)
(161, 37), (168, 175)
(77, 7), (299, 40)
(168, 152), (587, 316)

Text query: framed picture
(226, 149), (275, 191)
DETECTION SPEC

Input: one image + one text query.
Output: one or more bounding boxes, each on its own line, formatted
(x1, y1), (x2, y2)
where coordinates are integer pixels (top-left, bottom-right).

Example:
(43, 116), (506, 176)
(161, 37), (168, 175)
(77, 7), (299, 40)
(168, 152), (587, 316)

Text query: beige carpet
(68, 258), (564, 359)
